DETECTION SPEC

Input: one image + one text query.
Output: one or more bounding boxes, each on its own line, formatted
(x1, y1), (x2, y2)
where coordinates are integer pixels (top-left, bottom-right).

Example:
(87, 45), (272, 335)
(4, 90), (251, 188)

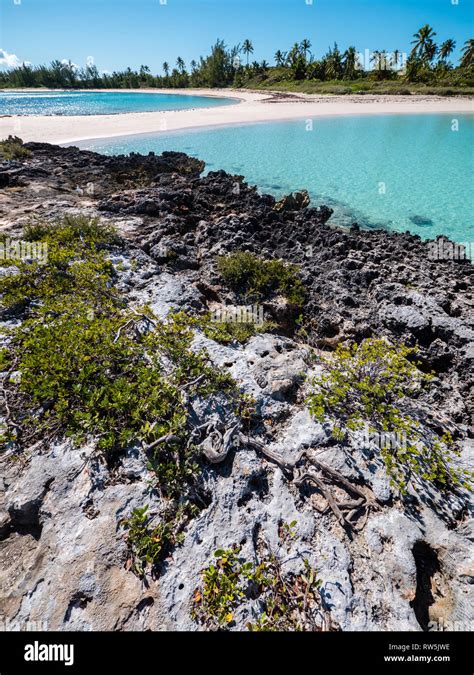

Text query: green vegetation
(191, 546), (252, 627)
(217, 251), (305, 306)
(233, 393), (257, 428)
(0, 136), (32, 161)
(191, 534), (326, 631)
(246, 557), (322, 632)
(198, 311), (276, 345)
(202, 319), (259, 345)
(0, 216), (234, 457)
(122, 505), (178, 578)
(307, 339), (473, 493)
(244, 28), (473, 95)
(0, 215), (255, 578)
(246, 78), (474, 97)
(2, 28), (472, 93)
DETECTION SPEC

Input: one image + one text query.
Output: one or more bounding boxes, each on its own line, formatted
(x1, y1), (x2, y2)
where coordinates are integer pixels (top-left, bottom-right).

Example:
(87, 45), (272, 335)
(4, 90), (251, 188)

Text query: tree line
(1, 27), (472, 90)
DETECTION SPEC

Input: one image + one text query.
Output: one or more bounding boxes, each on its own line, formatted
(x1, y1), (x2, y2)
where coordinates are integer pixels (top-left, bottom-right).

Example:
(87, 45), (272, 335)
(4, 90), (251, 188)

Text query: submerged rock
(410, 215), (435, 227)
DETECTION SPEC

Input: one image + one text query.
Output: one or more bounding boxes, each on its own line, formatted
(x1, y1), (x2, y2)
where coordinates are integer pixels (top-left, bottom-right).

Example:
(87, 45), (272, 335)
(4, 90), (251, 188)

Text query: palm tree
(261, 60), (269, 72)
(343, 46), (358, 79)
(382, 50), (391, 69)
(460, 39), (474, 68)
(242, 39), (254, 66)
(139, 65), (150, 81)
(411, 24), (437, 59)
(190, 59), (197, 72)
(288, 43), (302, 64)
(439, 39), (456, 62)
(325, 43), (343, 79)
(163, 62), (170, 77)
(176, 57), (186, 74)
(274, 50), (286, 67)
(392, 49), (400, 68)
(425, 42), (438, 63)
(300, 38), (312, 61)
(371, 50), (382, 71)
(373, 50), (393, 72)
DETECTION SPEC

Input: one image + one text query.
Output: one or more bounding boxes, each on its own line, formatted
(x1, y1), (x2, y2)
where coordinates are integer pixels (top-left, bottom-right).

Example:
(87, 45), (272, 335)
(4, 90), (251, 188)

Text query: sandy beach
(0, 88), (473, 145)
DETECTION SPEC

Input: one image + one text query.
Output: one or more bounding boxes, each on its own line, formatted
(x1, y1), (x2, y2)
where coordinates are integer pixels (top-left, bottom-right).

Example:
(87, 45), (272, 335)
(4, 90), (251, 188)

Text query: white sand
(0, 88), (472, 145)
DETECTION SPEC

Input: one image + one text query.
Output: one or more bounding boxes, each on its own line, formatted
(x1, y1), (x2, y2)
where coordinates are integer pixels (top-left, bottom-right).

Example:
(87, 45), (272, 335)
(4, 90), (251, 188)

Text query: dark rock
(410, 215), (434, 227)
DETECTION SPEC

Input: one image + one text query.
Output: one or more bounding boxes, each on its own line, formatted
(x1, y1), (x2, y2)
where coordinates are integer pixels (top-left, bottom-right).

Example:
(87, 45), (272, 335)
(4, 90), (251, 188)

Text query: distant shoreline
(1, 88), (472, 145)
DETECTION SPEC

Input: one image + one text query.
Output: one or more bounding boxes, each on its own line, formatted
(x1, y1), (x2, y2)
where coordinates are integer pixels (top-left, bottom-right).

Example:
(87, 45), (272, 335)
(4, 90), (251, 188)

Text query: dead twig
(295, 471), (347, 528)
(142, 433), (180, 454)
(239, 434), (379, 534)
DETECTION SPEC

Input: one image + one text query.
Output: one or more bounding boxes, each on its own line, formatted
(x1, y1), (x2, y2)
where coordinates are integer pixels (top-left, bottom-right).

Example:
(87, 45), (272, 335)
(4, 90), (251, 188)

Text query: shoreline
(1, 88), (473, 144)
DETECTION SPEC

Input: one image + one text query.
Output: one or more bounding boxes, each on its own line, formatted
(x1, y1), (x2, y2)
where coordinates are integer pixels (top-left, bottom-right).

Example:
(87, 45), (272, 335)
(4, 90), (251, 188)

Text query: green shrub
(307, 338), (473, 493)
(2, 215), (263, 576)
(0, 215), (118, 311)
(203, 320), (257, 344)
(191, 537), (325, 631)
(217, 251), (305, 306)
(191, 546), (252, 627)
(122, 506), (176, 578)
(0, 216), (233, 462)
(198, 311), (277, 345)
(0, 136), (31, 161)
(23, 214), (118, 247)
(246, 557), (322, 632)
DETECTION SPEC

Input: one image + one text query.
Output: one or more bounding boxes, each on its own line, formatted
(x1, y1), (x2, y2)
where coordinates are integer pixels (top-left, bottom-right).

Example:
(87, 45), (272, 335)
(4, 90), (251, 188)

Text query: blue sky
(0, 0), (472, 73)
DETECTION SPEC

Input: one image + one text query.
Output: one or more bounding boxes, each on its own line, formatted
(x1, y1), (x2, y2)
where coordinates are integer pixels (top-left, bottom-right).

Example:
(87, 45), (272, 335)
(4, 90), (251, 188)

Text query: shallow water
(0, 90), (236, 116)
(79, 114), (474, 246)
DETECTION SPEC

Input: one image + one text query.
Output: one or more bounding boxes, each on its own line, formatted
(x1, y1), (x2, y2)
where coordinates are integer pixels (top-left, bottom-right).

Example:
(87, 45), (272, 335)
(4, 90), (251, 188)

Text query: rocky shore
(0, 141), (472, 632)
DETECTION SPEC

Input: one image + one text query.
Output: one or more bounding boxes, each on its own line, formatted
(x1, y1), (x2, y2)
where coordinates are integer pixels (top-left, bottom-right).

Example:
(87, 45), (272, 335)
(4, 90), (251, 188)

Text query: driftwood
(140, 424), (379, 533)
(113, 310), (157, 344)
(199, 423), (240, 464)
(142, 433), (180, 454)
(295, 470), (347, 528)
(1, 383), (20, 430)
(239, 432), (380, 534)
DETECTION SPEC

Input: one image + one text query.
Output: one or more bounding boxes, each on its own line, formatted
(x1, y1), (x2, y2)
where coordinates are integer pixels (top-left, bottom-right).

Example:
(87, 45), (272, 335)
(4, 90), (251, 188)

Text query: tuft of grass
(217, 251), (305, 306)
(0, 136), (32, 161)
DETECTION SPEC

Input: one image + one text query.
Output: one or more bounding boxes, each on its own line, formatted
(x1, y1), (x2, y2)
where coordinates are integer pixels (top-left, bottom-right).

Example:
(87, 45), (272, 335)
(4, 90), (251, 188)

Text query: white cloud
(61, 59), (79, 70)
(0, 49), (23, 68)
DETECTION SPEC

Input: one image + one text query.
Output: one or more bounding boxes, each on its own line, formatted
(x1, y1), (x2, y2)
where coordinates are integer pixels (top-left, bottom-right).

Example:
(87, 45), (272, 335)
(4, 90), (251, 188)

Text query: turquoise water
(78, 114), (474, 245)
(0, 90), (236, 116)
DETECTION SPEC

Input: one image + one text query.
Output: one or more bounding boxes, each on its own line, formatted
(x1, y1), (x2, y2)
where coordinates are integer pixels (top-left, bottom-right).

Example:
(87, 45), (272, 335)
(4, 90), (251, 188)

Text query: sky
(0, 0), (473, 73)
